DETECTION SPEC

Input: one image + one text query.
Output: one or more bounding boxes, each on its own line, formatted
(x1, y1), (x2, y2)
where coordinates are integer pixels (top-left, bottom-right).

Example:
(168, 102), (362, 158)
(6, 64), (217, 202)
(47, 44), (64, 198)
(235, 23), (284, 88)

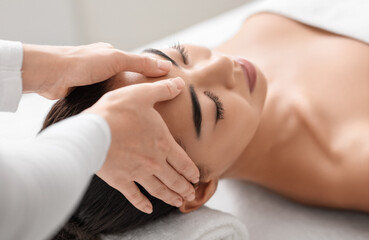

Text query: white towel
(102, 207), (249, 240)
(135, 0), (369, 53)
(247, 0), (369, 44)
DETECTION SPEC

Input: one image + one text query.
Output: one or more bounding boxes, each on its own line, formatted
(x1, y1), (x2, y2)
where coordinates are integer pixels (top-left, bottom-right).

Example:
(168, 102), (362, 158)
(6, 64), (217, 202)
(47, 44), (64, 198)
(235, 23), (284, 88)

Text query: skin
(21, 42), (201, 213)
(110, 13), (369, 213)
(21, 42), (172, 99)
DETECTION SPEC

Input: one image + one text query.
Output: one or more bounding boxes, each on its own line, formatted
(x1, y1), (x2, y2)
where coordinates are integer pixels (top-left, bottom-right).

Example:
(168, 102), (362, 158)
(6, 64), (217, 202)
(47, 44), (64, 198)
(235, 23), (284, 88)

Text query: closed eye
(171, 43), (189, 65)
(204, 91), (225, 123)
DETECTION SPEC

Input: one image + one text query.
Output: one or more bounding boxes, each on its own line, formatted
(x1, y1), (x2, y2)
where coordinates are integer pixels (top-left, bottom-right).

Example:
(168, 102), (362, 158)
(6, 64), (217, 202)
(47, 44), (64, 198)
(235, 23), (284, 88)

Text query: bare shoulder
(332, 121), (369, 164)
(330, 120), (369, 212)
(254, 99), (369, 212)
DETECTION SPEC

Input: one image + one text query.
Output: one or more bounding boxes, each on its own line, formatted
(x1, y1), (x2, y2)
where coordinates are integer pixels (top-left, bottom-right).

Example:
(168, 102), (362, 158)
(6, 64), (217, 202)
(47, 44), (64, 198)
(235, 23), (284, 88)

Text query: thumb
(144, 77), (185, 104)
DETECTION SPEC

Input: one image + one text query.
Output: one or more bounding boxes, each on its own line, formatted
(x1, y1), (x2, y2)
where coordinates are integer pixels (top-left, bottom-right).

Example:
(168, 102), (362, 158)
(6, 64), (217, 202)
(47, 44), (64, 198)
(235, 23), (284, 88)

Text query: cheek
(202, 99), (260, 175)
(225, 98), (260, 151)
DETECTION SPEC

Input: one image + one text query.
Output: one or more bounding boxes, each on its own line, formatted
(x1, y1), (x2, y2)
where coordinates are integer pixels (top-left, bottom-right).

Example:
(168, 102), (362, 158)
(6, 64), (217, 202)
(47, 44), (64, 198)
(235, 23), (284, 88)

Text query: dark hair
(42, 81), (177, 240)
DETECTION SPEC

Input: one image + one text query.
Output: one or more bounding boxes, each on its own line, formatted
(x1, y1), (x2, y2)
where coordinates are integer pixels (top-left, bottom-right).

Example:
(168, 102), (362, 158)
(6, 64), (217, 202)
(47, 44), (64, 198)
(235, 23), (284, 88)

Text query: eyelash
(171, 42), (189, 65)
(204, 91), (225, 121)
(169, 44), (224, 121)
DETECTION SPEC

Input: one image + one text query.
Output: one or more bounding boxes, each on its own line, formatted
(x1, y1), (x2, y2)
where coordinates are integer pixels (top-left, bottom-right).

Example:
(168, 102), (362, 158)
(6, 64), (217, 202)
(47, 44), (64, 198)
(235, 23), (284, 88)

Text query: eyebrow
(189, 85), (202, 138)
(142, 48), (179, 67)
(143, 49), (202, 136)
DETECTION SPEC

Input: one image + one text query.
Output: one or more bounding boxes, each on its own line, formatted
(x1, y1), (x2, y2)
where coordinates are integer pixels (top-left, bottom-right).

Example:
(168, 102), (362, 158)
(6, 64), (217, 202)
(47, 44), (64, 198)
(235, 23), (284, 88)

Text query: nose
(194, 53), (235, 89)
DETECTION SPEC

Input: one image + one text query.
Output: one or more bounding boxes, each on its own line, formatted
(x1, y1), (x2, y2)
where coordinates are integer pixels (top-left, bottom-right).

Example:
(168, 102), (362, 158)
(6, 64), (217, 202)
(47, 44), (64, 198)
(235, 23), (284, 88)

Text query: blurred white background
(0, 0), (249, 141)
(0, 0), (246, 50)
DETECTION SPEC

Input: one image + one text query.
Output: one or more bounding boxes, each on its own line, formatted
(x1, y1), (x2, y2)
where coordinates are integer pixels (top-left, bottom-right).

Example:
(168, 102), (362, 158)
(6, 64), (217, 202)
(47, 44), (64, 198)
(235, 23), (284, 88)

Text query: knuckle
(110, 50), (125, 72)
(128, 190), (142, 204)
(129, 171), (139, 181)
(153, 185), (168, 196)
(93, 42), (104, 47)
(144, 156), (160, 170)
(178, 163), (188, 173)
(87, 43), (96, 48)
(140, 57), (150, 72)
(97, 42), (113, 48)
(140, 56), (155, 73)
(164, 81), (176, 97)
(181, 183), (192, 195)
(170, 178), (183, 189)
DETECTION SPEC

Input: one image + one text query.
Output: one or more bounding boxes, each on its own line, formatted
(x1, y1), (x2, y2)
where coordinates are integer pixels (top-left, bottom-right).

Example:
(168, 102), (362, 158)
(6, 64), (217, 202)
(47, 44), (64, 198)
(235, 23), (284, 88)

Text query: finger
(93, 42), (114, 48)
(114, 51), (172, 77)
(138, 77), (185, 104)
(116, 181), (153, 214)
(167, 140), (200, 184)
(137, 176), (184, 207)
(155, 163), (196, 202)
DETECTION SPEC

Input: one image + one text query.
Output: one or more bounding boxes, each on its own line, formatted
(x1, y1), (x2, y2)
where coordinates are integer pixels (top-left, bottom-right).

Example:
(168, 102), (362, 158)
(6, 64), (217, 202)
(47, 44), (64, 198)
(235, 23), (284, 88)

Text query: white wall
(0, 0), (249, 140)
(75, 0), (247, 50)
(0, 0), (79, 45)
(0, 0), (246, 49)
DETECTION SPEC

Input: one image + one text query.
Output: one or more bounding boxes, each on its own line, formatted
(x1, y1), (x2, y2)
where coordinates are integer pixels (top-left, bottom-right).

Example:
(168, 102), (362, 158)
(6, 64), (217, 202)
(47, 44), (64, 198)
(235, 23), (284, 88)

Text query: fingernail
(157, 60), (172, 71)
(170, 77), (185, 90)
(174, 198), (183, 207)
(144, 205), (153, 214)
(186, 193), (195, 201)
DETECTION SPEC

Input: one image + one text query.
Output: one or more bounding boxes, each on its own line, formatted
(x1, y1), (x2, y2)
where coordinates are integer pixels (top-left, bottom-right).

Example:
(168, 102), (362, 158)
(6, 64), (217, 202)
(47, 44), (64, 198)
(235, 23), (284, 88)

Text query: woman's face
(112, 44), (267, 182)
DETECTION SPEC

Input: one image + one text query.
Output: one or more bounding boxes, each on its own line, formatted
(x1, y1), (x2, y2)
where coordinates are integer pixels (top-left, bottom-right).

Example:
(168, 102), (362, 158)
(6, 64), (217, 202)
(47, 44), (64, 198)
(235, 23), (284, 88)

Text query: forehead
(154, 85), (195, 140)
(109, 70), (197, 145)
(110, 66), (195, 137)
(108, 49), (254, 181)
(110, 71), (218, 176)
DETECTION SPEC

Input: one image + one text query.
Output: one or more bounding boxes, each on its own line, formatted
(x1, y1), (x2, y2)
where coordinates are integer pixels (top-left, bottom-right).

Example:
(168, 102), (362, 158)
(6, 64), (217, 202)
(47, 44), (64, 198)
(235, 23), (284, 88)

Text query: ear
(179, 179), (218, 213)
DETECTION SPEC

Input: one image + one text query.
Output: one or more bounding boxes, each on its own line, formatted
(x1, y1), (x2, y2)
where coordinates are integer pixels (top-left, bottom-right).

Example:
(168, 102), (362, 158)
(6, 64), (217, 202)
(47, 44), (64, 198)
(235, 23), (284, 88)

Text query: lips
(236, 57), (257, 93)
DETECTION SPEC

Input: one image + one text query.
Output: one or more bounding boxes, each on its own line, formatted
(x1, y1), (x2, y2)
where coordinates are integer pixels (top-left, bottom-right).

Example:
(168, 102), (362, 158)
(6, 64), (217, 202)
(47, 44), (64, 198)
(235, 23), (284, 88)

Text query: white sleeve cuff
(0, 40), (23, 112)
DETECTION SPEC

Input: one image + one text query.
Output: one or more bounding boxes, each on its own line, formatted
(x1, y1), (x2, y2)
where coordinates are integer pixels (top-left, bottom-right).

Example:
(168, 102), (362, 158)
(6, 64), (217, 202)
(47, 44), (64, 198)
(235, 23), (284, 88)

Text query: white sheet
(134, 0), (369, 53)
(206, 180), (369, 240)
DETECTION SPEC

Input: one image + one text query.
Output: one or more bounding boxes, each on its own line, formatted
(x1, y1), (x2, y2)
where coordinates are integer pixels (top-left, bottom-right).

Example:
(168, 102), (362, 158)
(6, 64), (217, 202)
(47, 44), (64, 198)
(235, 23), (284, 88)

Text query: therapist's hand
(85, 77), (200, 214)
(21, 42), (172, 99)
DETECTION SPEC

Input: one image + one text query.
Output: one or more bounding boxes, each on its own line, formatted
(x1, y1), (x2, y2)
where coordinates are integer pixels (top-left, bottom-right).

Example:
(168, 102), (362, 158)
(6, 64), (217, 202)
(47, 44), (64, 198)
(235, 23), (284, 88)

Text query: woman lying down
(45, 12), (369, 240)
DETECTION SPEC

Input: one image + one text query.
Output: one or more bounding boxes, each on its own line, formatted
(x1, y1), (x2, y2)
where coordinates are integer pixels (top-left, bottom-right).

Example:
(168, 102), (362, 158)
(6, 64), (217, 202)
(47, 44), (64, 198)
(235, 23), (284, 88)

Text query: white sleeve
(0, 113), (111, 240)
(0, 39), (23, 112)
